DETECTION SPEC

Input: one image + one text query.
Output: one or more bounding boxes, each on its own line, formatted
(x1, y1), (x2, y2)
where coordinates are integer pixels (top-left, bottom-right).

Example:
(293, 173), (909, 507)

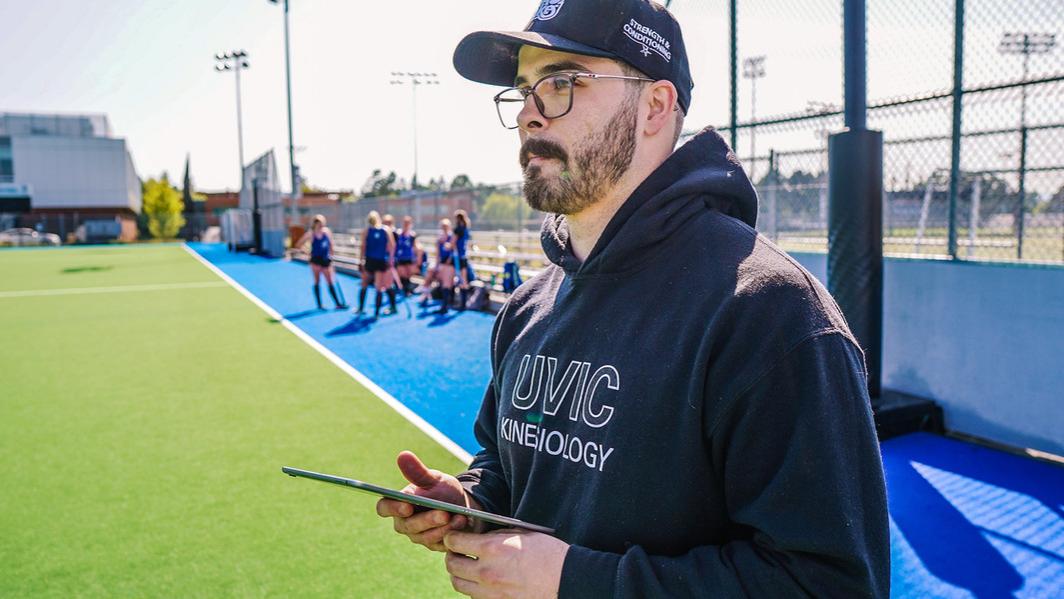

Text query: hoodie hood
(540, 127), (758, 276)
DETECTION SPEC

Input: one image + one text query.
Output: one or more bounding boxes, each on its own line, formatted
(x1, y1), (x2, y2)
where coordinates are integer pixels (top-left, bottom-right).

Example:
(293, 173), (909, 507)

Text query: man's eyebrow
(514, 60), (592, 86)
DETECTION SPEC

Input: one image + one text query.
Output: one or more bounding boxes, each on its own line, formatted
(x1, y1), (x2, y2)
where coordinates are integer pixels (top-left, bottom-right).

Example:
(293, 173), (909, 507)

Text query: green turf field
(0, 244), (463, 597)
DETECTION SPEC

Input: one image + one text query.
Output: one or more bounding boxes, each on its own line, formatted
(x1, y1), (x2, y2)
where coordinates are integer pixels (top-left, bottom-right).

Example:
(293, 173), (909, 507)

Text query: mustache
(519, 138), (568, 169)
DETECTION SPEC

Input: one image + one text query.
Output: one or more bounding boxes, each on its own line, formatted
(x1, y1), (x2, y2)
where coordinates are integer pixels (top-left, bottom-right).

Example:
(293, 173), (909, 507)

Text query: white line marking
(0, 281), (227, 298)
(181, 244), (473, 465)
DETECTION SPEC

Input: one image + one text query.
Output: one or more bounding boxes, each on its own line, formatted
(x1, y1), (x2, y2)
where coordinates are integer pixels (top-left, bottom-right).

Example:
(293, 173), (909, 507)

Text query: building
(200, 191), (240, 227)
(0, 112), (141, 241)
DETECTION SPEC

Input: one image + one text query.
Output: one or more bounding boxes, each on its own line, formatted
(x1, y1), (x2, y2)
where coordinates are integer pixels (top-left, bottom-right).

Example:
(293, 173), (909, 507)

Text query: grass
(0, 244), (463, 597)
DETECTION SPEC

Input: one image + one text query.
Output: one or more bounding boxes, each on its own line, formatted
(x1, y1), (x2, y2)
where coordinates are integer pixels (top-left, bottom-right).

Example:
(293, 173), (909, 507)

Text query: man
(377, 1), (890, 597)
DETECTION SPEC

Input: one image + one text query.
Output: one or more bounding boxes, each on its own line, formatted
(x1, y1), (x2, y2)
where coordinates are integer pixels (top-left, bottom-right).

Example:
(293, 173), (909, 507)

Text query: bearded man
(377, 1), (890, 597)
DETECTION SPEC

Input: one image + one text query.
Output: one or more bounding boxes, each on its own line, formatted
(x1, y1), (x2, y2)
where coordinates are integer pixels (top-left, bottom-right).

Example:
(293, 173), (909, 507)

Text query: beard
(520, 95), (639, 215)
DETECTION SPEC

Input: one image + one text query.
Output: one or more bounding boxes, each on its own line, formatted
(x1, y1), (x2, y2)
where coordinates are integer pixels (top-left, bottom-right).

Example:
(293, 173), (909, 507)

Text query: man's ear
(643, 80), (679, 137)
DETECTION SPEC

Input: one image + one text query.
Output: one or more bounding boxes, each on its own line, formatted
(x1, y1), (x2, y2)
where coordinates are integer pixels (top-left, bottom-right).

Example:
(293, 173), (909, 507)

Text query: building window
(0, 134), (12, 181)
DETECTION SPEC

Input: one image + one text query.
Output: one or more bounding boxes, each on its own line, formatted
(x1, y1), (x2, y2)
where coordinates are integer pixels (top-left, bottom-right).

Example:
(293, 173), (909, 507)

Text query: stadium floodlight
(997, 32), (1055, 259)
(742, 56), (766, 183)
(215, 50), (250, 192)
(390, 71), (441, 189)
(267, 0), (300, 217)
(998, 32), (1056, 131)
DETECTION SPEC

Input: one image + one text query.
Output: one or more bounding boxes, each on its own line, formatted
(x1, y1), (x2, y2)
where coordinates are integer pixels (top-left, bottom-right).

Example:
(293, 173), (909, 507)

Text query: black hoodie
(457, 128), (890, 598)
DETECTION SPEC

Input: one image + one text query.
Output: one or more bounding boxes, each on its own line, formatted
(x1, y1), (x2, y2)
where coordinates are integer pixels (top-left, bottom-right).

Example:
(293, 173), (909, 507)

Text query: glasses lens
(533, 75), (574, 119)
(495, 88), (526, 129)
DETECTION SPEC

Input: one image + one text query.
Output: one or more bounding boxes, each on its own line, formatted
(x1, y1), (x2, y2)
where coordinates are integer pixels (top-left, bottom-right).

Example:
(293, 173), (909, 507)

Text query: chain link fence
(176, 0), (1062, 265)
(668, 0), (1062, 263)
(285, 183), (544, 256)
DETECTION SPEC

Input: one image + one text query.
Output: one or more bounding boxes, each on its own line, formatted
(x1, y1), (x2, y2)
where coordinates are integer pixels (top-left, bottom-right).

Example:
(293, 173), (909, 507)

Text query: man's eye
(550, 77), (573, 91)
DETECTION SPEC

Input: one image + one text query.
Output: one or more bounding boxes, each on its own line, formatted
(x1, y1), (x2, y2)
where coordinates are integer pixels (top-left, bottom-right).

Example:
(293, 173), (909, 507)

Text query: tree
(478, 191), (523, 227)
(360, 169), (401, 197)
(450, 174), (473, 189)
(142, 174), (186, 239)
(300, 177), (327, 194)
(181, 154), (194, 212)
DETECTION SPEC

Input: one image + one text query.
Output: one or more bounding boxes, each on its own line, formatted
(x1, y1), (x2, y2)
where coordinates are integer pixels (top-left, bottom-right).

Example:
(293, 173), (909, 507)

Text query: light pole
(268, 0), (299, 225)
(998, 32), (1056, 259)
(390, 72), (439, 189)
(214, 50), (249, 191)
(743, 56), (766, 184)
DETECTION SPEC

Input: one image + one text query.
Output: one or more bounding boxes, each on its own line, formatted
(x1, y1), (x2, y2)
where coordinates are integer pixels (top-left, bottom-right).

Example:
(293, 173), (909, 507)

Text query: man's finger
(396, 451), (440, 489)
(450, 574), (479, 597)
(394, 509), (453, 535)
(443, 530), (492, 557)
(409, 524), (454, 549)
(375, 498), (413, 518)
(445, 551), (484, 583)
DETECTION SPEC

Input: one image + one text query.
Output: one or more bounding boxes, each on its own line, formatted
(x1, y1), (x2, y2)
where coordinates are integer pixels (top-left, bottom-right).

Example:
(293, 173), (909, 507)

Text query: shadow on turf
(265, 309), (328, 324)
(325, 314), (379, 336)
(879, 433), (1064, 597)
(415, 302), (462, 327)
(61, 265), (114, 273)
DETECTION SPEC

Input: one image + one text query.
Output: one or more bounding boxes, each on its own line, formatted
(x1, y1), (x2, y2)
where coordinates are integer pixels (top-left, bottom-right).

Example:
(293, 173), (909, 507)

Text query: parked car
(0, 228), (62, 247)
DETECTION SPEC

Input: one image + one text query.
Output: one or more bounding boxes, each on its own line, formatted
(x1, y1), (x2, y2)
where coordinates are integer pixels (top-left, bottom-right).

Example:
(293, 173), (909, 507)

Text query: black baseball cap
(453, 0), (693, 113)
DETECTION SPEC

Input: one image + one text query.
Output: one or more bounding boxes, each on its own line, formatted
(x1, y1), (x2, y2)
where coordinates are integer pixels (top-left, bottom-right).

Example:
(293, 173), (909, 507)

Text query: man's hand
(444, 529), (569, 599)
(375, 451), (478, 552)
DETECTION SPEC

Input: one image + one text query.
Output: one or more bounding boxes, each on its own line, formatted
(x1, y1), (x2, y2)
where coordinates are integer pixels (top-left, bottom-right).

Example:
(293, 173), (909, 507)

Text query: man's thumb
(396, 451), (439, 489)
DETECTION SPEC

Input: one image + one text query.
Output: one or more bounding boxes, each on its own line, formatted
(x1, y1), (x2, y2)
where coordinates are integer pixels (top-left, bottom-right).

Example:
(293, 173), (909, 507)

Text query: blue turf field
(188, 242), (495, 454)
(189, 243), (1064, 598)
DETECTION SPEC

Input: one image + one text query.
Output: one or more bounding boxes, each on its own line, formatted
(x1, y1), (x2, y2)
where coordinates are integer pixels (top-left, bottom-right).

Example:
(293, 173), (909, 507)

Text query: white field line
(0, 281), (226, 298)
(181, 244), (473, 465)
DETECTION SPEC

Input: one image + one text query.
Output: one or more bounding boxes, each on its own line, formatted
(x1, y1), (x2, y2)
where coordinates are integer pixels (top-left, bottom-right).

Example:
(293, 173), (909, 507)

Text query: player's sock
(387, 288), (397, 312)
(438, 288), (451, 314)
(358, 287), (367, 313)
(374, 290), (382, 317)
(313, 284), (323, 309)
(328, 284), (344, 308)
(458, 288), (468, 311)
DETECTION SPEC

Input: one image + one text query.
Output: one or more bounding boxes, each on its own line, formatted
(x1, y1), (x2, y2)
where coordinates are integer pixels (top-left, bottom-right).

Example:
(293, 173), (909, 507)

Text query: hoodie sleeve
(558, 332), (890, 598)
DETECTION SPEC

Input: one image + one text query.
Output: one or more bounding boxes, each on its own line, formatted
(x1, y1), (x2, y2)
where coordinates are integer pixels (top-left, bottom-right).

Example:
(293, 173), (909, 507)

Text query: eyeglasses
(493, 71), (655, 130)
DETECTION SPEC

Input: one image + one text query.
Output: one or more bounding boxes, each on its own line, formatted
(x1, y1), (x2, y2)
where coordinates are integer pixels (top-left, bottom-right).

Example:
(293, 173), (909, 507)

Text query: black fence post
(828, 0), (884, 402)
(252, 180), (263, 253)
(729, 0), (739, 153)
(1017, 125), (1027, 259)
(947, 0), (964, 259)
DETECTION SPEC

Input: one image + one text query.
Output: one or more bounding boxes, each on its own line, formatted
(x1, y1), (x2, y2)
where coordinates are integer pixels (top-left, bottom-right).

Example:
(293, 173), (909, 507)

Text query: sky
(0, 0), (1059, 193)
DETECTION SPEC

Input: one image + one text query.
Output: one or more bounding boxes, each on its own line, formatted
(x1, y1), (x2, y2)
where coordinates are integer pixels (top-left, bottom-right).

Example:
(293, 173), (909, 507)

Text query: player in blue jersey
(383, 213), (407, 297)
(358, 211), (397, 318)
(445, 209), (473, 310)
(395, 215), (422, 296)
(293, 214), (347, 310)
(417, 218), (454, 313)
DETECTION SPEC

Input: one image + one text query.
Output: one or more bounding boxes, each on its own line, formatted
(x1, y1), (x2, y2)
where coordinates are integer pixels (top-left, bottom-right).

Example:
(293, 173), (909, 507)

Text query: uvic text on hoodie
(457, 128), (890, 598)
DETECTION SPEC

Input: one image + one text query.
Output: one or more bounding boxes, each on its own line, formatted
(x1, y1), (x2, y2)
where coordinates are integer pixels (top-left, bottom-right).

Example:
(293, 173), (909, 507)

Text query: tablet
(281, 466), (555, 534)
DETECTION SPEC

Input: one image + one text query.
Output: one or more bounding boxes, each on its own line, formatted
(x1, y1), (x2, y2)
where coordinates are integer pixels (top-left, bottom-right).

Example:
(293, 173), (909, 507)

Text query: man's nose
(517, 95), (546, 132)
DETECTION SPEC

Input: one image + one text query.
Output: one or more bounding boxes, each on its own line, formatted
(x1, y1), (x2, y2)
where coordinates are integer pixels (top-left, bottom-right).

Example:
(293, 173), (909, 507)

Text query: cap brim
(453, 31), (617, 87)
